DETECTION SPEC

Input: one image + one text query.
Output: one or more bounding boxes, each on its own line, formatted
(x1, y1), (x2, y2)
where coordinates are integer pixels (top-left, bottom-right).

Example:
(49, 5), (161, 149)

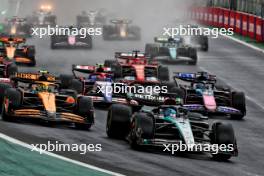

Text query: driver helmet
(164, 108), (177, 118)
(168, 37), (174, 43)
(36, 84), (49, 92)
(195, 83), (204, 90)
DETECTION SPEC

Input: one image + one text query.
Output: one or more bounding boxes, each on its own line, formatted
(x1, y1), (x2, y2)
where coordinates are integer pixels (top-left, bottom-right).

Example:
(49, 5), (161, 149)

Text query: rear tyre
(7, 63), (18, 77)
(28, 57), (36, 67)
(106, 104), (131, 138)
(188, 48), (198, 65)
(1, 88), (22, 121)
(158, 66), (169, 81)
(60, 74), (74, 89)
(145, 44), (159, 59)
(27, 46), (35, 58)
(113, 64), (122, 78)
(69, 79), (83, 94)
(0, 83), (12, 111)
(201, 36), (209, 52)
(210, 122), (236, 161)
(75, 96), (94, 130)
(231, 92), (246, 119)
(130, 113), (154, 150)
(104, 60), (117, 67)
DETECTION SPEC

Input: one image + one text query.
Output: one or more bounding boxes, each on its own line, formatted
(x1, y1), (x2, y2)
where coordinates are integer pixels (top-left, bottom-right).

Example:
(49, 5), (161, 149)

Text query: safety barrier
(191, 7), (264, 42)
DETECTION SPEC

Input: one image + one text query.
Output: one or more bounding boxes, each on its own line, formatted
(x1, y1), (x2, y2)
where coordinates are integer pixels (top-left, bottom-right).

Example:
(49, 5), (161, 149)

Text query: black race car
(77, 10), (106, 27)
(103, 19), (140, 40)
(27, 5), (57, 27)
(50, 26), (92, 49)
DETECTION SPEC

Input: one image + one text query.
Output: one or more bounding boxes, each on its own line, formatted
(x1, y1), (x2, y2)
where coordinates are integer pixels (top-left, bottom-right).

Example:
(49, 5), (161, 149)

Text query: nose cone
(169, 48), (177, 59)
(47, 111), (56, 119)
(203, 94), (217, 111)
(38, 92), (56, 113)
(6, 47), (16, 59)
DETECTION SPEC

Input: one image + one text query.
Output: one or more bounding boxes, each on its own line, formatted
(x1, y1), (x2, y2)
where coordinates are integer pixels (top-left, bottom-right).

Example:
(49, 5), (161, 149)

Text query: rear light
(66, 96), (75, 104)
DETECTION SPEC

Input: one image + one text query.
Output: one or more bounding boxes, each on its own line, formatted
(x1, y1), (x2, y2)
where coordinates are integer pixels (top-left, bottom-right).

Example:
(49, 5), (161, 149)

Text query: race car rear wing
(173, 72), (216, 83)
(5, 17), (27, 23)
(72, 64), (112, 73)
(12, 71), (56, 83)
(0, 36), (26, 44)
(110, 19), (132, 24)
(115, 51), (146, 58)
(154, 37), (182, 44)
(72, 64), (112, 75)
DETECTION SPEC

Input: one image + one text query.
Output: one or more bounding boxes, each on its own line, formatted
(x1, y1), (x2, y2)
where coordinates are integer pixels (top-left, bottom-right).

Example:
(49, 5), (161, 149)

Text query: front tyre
(210, 122), (237, 161)
(106, 104), (131, 139)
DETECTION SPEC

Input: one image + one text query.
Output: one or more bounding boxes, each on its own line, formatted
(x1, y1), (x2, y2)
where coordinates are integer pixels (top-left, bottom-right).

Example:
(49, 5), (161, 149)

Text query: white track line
(222, 34), (264, 54)
(0, 133), (125, 176)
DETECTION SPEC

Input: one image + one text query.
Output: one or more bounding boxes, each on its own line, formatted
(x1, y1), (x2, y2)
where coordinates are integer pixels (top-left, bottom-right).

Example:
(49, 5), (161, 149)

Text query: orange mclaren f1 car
(0, 71), (94, 130)
(0, 36), (36, 66)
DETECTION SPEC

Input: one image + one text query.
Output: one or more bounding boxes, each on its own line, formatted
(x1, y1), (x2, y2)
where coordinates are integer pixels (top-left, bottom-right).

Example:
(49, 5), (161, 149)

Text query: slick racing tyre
(158, 66), (169, 81)
(75, 96), (94, 130)
(231, 92), (246, 120)
(106, 104), (131, 138)
(130, 113), (154, 150)
(210, 122), (236, 161)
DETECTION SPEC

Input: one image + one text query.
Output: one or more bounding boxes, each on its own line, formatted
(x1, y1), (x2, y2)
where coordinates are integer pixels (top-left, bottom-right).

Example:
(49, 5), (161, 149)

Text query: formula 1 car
(107, 101), (238, 161)
(0, 36), (36, 66)
(3, 17), (31, 38)
(103, 19), (140, 40)
(60, 64), (141, 108)
(61, 64), (182, 109)
(0, 71), (94, 130)
(27, 4), (56, 27)
(145, 37), (198, 65)
(174, 72), (246, 119)
(104, 51), (170, 81)
(77, 10), (106, 27)
(50, 26), (92, 49)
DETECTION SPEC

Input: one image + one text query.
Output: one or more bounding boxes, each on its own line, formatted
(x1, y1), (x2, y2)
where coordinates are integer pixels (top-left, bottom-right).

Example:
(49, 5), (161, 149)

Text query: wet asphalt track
(0, 35), (264, 176)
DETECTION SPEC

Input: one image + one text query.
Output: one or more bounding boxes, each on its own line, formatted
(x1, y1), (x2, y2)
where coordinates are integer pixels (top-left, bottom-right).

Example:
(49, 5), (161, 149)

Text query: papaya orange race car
(0, 36), (36, 66)
(0, 71), (94, 130)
